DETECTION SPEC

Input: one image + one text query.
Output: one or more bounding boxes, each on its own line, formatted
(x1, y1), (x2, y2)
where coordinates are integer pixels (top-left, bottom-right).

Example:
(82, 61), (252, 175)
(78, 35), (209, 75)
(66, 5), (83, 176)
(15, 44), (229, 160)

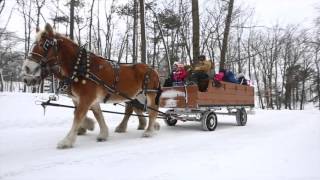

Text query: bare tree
(16, 0), (33, 59)
(104, 0), (115, 59)
(69, 0), (75, 40)
(191, 0), (200, 61)
(139, 0), (146, 63)
(132, 0), (138, 63)
(0, 0), (5, 15)
(219, 0), (234, 71)
(34, 0), (45, 29)
(88, 0), (95, 50)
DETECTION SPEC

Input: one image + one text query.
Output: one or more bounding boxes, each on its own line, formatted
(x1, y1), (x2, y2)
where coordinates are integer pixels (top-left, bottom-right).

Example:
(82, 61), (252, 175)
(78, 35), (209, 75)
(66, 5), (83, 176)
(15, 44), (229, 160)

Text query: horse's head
(22, 23), (59, 86)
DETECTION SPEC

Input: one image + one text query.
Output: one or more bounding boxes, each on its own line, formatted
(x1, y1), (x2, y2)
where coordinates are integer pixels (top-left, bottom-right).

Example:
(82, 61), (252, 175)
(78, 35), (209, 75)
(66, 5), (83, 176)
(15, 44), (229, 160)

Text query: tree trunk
(152, 21), (157, 68)
(97, 0), (102, 55)
(9, 73), (13, 92)
(132, 0), (138, 63)
(69, 0), (75, 40)
(147, 4), (171, 74)
(252, 58), (264, 109)
(219, 0), (234, 71)
(139, 0), (146, 64)
(88, 0), (95, 50)
(191, 0), (200, 62)
(274, 61), (280, 109)
(0, 69), (3, 92)
(300, 79), (305, 110)
(315, 49), (320, 110)
(35, 0), (45, 93)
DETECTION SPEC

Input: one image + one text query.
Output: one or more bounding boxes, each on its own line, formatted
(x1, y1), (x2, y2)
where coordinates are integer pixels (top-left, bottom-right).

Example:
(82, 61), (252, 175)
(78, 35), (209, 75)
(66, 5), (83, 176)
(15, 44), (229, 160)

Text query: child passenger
(172, 62), (187, 86)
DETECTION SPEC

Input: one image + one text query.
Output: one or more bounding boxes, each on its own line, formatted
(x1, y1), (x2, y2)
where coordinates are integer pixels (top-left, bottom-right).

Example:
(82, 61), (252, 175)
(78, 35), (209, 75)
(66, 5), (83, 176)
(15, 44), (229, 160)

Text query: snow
(0, 92), (320, 180)
(161, 89), (185, 107)
(161, 89), (185, 98)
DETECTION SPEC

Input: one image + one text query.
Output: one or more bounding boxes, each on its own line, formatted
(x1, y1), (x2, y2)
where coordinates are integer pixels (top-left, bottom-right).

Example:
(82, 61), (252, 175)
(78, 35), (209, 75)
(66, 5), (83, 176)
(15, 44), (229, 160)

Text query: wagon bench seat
(160, 81), (254, 108)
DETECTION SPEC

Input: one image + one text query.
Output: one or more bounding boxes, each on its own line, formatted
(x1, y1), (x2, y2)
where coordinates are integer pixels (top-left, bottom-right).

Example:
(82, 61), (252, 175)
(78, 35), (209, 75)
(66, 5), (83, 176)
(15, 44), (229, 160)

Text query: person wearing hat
(189, 55), (214, 91)
(192, 55), (213, 74)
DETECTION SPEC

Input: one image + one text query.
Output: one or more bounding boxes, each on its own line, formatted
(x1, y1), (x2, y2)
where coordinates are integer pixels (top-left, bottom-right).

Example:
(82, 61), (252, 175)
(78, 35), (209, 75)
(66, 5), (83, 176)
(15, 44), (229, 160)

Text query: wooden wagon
(160, 81), (254, 131)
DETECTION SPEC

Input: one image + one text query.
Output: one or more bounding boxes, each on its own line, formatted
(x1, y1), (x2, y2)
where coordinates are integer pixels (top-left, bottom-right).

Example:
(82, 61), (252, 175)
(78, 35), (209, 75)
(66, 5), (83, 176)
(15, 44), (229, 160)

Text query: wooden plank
(160, 80), (254, 108)
(197, 95), (254, 105)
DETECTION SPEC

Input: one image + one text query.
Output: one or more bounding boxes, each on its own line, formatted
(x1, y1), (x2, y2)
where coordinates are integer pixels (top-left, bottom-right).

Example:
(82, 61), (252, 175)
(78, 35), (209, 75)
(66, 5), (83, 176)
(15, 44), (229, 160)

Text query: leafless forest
(0, 0), (319, 110)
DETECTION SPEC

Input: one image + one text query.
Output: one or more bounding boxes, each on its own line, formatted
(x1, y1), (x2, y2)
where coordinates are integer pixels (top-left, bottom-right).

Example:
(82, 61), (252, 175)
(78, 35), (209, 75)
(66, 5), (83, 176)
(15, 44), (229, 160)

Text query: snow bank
(0, 93), (319, 180)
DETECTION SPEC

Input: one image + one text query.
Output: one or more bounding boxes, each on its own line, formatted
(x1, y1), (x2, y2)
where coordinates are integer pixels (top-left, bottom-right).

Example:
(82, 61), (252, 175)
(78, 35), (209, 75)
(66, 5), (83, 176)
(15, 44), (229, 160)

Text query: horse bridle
(27, 38), (60, 78)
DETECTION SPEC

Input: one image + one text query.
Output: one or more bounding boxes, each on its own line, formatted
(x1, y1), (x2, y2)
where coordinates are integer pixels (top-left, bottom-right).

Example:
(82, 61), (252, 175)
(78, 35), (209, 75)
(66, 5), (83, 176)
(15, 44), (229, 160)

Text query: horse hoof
(142, 131), (154, 138)
(81, 117), (95, 131)
(57, 140), (73, 149)
(77, 127), (87, 135)
(154, 122), (160, 131)
(96, 137), (107, 142)
(115, 126), (126, 133)
(96, 133), (108, 142)
(137, 126), (145, 130)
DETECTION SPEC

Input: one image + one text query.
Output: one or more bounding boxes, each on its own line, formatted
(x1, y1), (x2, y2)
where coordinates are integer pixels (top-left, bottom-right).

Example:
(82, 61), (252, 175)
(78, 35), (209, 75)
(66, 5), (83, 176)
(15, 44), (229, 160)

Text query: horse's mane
(35, 30), (78, 46)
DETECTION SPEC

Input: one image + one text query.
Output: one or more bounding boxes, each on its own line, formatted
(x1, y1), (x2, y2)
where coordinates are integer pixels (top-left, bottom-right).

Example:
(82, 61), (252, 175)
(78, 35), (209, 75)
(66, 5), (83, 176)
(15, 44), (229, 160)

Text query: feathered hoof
(96, 132), (108, 142)
(77, 127), (87, 135)
(96, 137), (107, 142)
(82, 117), (95, 131)
(57, 139), (73, 149)
(142, 130), (154, 138)
(137, 126), (145, 130)
(154, 122), (160, 131)
(115, 126), (126, 133)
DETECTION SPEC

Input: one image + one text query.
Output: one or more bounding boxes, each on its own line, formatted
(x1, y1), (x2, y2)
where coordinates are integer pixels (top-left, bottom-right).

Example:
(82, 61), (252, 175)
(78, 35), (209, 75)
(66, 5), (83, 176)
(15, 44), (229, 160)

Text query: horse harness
(29, 36), (162, 114)
(27, 39), (60, 79)
(56, 47), (160, 111)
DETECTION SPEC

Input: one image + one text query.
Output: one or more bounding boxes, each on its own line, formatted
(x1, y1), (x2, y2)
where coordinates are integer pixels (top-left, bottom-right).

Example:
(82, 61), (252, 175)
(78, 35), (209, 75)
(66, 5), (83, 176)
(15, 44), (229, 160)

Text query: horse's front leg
(91, 103), (109, 141)
(57, 102), (90, 149)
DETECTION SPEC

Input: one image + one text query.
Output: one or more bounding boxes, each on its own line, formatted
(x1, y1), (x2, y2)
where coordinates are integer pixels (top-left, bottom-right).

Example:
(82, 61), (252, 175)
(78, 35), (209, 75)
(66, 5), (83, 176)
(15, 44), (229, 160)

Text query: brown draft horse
(22, 23), (161, 149)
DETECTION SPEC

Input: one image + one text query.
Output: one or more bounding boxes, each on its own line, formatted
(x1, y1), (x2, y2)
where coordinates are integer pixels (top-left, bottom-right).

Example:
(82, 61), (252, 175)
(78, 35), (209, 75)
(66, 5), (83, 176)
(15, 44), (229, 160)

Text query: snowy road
(0, 93), (320, 180)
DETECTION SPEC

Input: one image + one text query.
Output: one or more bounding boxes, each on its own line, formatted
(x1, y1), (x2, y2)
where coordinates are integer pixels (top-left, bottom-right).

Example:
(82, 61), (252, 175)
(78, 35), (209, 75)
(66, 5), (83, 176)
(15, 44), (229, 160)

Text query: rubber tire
(236, 108), (247, 126)
(164, 110), (178, 126)
(201, 111), (218, 131)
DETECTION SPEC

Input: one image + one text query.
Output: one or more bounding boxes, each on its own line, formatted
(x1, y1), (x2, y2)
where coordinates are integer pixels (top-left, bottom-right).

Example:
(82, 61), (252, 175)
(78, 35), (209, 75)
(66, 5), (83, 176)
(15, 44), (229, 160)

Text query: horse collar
(56, 48), (91, 94)
(70, 48), (91, 84)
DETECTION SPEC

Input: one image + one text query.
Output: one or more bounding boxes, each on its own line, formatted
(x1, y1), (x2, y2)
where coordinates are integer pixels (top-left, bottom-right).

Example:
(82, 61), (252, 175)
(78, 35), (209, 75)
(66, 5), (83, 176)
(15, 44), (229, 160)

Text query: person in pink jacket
(172, 63), (187, 86)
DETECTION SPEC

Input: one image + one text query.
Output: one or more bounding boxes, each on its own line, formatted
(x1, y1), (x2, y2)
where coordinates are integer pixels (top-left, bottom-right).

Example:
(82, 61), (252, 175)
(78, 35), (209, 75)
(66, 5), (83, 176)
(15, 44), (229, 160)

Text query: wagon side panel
(197, 81), (254, 107)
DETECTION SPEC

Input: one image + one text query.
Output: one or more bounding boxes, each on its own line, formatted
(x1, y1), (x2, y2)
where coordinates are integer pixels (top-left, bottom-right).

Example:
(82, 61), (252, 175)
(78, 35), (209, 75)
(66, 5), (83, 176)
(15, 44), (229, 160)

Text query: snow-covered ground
(0, 93), (319, 180)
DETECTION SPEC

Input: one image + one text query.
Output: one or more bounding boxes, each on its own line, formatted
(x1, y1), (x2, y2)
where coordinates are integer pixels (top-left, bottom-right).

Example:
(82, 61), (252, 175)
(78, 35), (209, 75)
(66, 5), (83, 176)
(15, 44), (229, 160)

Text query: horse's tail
(133, 64), (162, 105)
(155, 82), (162, 105)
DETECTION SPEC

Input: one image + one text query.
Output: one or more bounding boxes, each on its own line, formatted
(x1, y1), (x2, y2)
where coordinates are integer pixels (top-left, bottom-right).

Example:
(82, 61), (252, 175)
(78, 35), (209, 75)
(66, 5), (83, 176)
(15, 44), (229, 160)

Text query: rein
(39, 99), (165, 119)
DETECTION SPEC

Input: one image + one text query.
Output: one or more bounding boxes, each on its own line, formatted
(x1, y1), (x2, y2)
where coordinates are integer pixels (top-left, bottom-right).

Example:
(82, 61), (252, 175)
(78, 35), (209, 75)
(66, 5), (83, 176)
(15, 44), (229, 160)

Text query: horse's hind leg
(57, 101), (90, 149)
(143, 94), (160, 137)
(115, 104), (133, 133)
(91, 103), (109, 141)
(133, 107), (147, 130)
(77, 117), (95, 135)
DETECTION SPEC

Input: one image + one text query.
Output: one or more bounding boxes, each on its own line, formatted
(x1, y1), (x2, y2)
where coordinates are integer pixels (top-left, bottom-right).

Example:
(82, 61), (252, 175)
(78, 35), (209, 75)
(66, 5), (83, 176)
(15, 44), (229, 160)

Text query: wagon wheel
(236, 108), (247, 126)
(164, 109), (178, 126)
(201, 111), (218, 131)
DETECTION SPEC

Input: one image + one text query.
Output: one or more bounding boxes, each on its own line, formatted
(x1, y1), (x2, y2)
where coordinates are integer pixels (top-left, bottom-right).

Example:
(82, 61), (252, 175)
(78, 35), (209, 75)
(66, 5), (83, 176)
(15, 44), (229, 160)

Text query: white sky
(1, 0), (319, 44)
(236, 0), (319, 27)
